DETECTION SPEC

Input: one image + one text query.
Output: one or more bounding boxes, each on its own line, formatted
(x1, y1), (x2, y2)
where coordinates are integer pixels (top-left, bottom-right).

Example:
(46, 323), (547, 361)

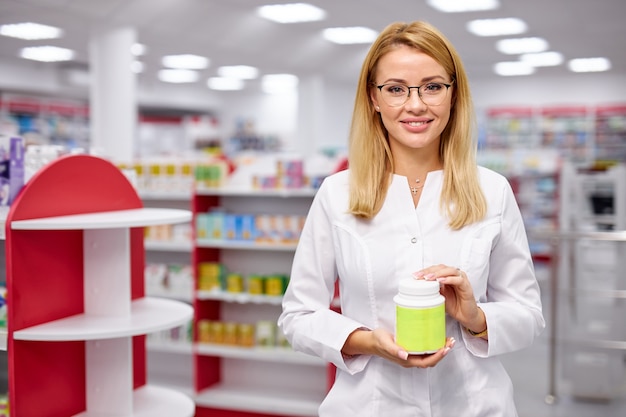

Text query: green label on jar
(396, 304), (445, 354)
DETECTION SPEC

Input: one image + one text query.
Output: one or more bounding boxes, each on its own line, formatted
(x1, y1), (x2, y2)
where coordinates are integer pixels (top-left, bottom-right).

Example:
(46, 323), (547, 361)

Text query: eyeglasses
(376, 81), (453, 107)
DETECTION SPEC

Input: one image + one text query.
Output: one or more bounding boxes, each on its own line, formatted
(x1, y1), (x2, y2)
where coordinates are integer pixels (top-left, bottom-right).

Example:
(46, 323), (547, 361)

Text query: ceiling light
(520, 51), (564, 67)
(207, 77), (245, 91)
(0, 22), (62, 40)
(217, 65), (259, 79)
(427, 0), (499, 13)
(262, 74), (299, 94)
(257, 3), (326, 23)
(20, 46), (74, 62)
(323, 27), (378, 44)
(466, 18), (527, 37)
(568, 57), (611, 73)
(161, 54), (209, 70)
(496, 37), (548, 54)
(158, 69), (199, 83)
(494, 61), (535, 76)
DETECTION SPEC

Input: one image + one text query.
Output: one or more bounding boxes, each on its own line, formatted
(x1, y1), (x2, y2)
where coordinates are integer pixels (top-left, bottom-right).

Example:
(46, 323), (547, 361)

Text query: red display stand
(5, 155), (194, 416)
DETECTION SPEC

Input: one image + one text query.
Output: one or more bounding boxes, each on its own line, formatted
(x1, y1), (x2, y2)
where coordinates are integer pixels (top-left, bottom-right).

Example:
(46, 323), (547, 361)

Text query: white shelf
(196, 187), (317, 198)
(196, 343), (325, 366)
(195, 383), (322, 417)
(196, 238), (298, 251)
(197, 290), (282, 305)
(10, 208), (191, 230)
(13, 297), (193, 341)
(73, 384), (195, 417)
(145, 240), (192, 252)
(148, 340), (193, 355)
(139, 191), (191, 201)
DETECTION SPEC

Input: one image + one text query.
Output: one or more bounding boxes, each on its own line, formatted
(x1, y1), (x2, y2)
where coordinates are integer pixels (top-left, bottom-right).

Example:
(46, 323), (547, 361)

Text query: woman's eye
(387, 85), (407, 95)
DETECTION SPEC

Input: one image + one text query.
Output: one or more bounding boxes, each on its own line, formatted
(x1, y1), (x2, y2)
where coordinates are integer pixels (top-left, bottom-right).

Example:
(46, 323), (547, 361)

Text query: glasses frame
(375, 81), (453, 107)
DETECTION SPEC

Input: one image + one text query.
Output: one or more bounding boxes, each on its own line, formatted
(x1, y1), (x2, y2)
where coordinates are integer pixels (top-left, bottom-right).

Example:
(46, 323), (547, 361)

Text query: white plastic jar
(394, 278), (446, 354)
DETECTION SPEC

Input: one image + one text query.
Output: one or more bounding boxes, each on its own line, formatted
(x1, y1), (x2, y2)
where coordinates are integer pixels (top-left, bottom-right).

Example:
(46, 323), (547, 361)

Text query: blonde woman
(279, 21), (544, 416)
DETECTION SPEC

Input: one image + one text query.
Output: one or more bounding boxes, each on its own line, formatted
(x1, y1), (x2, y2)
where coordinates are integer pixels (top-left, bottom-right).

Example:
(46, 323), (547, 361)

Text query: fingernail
(443, 347), (451, 356)
(450, 337), (456, 347)
(424, 273), (435, 280)
(398, 350), (409, 360)
(412, 271), (424, 279)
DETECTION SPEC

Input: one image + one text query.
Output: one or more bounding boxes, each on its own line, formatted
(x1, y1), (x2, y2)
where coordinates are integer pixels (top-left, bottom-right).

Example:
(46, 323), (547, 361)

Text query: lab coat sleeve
(278, 180), (370, 374)
(464, 180), (546, 357)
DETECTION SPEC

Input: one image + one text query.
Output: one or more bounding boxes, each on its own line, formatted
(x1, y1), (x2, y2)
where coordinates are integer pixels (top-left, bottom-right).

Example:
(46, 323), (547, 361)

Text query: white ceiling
(0, 0), (624, 90)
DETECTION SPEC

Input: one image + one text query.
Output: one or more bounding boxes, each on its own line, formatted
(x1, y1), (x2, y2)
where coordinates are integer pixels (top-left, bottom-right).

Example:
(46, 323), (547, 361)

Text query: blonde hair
(347, 21), (486, 230)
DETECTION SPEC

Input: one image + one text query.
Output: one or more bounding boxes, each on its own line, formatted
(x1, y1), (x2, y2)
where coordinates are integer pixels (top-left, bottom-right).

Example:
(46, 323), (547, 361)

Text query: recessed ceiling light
(262, 74), (299, 94)
(161, 54), (209, 70)
(427, 0), (499, 13)
(158, 69), (199, 83)
(207, 77), (245, 91)
(466, 18), (527, 37)
(323, 27), (378, 44)
(0, 22), (63, 40)
(257, 3), (326, 24)
(496, 37), (548, 54)
(494, 61), (535, 76)
(520, 51), (564, 67)
(20, 46), (74, 62)
(568, 57), (611, 73)
(217, 65), (259, 79)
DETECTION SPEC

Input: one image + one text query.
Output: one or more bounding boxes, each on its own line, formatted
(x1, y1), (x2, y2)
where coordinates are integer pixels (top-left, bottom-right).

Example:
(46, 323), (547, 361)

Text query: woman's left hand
(413, 265), (486, 334)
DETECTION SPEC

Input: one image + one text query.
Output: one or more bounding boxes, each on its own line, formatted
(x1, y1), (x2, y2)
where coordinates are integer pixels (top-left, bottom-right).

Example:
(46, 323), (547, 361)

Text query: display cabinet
(191, 187), (329, 417)
(5, 154), (195, 416)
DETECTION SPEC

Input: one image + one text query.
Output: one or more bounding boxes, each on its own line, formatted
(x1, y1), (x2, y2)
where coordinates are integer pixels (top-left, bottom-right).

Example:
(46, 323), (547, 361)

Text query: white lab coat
(278, 167), (545, 417)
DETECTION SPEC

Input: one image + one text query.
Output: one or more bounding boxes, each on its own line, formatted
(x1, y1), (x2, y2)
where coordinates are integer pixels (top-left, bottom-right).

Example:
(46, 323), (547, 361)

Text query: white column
(89, 26), (137, 164)
(296, 75), (325, 156)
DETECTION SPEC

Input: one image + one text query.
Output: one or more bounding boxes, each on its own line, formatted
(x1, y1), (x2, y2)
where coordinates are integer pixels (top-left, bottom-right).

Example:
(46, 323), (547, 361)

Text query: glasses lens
(380, 84), (408, 107)
(420, 83), (448, 106)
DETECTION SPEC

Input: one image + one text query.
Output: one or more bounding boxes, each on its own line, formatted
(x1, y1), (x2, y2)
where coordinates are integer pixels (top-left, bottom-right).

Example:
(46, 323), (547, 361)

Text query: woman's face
(370, 44), (453, 156)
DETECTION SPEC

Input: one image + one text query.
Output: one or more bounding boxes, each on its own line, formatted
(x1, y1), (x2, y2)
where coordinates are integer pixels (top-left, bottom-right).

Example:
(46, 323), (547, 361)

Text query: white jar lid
(398, 278), (440, 296)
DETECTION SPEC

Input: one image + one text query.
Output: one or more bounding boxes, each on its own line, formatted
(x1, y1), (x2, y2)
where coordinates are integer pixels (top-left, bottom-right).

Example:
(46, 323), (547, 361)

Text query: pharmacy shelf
(11, 207), (191, 230)
(196, 343), (325, 366)
(13, 297), (192, 341)
(196, 187), (317, 198)
(147, 340), (193, 355)
(73, 385), (195, 417)
(145, 240), (192, 252)
(196, 238), (298, 251)
(138, 191), (191, 201)
(195, 384), (322, 417)
(196, 290), (282, 305)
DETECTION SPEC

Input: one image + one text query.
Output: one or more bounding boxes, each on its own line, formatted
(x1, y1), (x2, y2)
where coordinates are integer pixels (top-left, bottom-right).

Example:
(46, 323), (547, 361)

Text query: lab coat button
(411, 237), (417, 243)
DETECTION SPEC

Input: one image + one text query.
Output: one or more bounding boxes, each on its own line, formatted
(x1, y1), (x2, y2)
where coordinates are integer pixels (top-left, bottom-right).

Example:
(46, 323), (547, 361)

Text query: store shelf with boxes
(190, 155), (332, 417)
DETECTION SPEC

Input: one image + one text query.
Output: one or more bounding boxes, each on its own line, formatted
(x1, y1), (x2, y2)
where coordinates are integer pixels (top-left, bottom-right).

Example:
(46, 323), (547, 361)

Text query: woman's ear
(370, 88), (380, 112)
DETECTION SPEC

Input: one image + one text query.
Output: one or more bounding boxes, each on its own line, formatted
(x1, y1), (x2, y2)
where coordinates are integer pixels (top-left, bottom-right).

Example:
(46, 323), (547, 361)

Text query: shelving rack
(5, 155), (195, 416)
(191, 187), (329, 417)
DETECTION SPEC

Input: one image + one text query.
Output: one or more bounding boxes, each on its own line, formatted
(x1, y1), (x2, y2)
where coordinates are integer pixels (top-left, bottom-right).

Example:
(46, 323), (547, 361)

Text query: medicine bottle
(394, 278), (445, 354)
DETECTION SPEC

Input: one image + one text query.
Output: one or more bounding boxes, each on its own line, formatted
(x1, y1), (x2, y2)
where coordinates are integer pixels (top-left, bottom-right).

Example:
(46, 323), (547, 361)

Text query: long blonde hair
(347, 21), (486, 230)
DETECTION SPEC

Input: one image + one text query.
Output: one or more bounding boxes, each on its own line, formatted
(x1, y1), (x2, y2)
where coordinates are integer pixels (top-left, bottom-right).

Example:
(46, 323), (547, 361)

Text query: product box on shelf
(0, 135), (25, 207)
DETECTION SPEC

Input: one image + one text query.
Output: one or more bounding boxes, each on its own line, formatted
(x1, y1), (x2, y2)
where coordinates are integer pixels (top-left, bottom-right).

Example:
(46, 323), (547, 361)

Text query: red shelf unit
(191, 189), (329, 417)
(5, 155), (194, 417)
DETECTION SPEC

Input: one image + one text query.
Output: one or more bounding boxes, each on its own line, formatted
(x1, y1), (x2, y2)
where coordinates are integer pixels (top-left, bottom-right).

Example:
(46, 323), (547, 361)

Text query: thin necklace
(409, 178), (423, 195)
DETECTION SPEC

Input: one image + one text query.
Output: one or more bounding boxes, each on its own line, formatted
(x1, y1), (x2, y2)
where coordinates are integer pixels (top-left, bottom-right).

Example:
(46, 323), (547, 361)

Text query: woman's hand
(413, 265), (487, 336)
(342, 328), (456, 368)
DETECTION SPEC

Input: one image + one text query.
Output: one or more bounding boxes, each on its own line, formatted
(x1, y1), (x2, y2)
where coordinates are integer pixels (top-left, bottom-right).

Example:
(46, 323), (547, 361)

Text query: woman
(278, 21), (544, 416)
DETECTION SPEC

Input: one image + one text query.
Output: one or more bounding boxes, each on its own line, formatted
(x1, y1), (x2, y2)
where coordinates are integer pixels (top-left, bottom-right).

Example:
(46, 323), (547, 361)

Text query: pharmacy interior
(0, 1), (626, 416)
